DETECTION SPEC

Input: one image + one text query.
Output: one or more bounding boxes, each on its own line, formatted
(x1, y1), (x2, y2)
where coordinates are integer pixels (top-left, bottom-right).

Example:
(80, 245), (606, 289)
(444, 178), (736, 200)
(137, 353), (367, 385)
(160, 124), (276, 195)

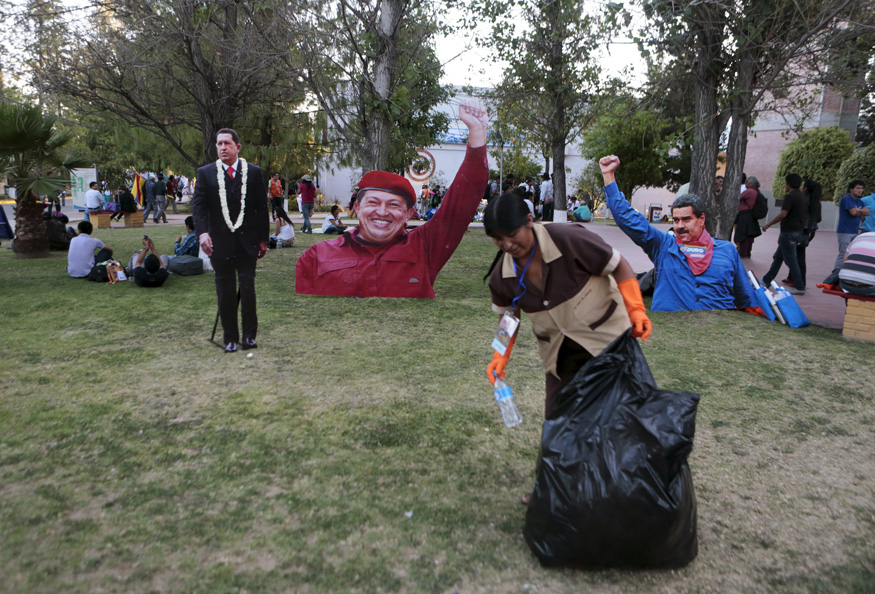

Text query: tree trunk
(551, 137), (567, 221)
(716, 50), (758, 239)
(364, 0), (403, 172)
(687, 3), (725, 237)
(13, 190), (50, 258)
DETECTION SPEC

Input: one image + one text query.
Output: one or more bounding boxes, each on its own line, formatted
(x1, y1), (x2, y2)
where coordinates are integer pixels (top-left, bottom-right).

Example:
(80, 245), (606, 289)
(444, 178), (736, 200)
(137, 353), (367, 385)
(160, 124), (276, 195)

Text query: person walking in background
(143, 175), (156, 222)
(761, 174), (808, 295)
(269, 173), (284, 221)
(540, 172), (554, 222)
(166, 175), (180, 214)
(733, 175), (761, 258)
(299, 174), (315, 234)
(153, 172), (168, 223)
(784, 179), (822, 287)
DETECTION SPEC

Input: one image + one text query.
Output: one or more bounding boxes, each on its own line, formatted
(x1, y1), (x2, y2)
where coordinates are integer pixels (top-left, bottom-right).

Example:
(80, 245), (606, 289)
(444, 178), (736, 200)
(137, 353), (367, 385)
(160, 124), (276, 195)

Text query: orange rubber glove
(617, 278), (652, 341)
(487, 334), (516, 385)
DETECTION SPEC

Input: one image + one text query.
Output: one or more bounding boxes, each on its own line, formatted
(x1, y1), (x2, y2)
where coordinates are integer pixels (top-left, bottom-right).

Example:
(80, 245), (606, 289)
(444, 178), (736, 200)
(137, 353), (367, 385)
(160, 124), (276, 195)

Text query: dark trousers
(762, 231), (806, 291)
(212, 252), (258, 344)
(796, 229), (816, 283)
(543, 202), (554, 223)
(737, 236), (754, 258)
(544, 337), (593, 420)
(270, 197), (283, 220)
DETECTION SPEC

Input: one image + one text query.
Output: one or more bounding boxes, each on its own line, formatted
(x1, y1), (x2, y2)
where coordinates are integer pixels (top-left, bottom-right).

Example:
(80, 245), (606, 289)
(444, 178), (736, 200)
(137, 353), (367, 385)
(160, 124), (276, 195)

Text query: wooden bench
(821, 287), (875, 342)
(123, 212), (144, 228)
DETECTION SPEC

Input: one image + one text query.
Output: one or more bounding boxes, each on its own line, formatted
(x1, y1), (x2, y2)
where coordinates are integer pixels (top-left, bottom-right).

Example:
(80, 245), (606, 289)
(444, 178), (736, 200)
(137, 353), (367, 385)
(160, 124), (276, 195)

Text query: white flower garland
(217, 158), (248, 231)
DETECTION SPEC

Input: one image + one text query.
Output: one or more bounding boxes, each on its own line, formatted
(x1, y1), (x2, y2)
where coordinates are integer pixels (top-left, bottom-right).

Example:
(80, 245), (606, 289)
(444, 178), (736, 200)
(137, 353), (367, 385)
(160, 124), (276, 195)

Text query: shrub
(833, 143), (875, 201)
(772, 126), (854, 200)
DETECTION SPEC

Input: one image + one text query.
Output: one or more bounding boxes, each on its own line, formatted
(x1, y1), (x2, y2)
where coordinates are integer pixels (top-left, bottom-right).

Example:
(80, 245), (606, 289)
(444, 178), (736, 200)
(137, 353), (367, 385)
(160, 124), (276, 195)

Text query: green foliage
(581, 97), (671, 198)
(488, 133), (543, 184)
(473, 0), (606, 207)
(302, 0), (451, 173)
(834, 143), (875, 201)
(44, 0), (295, 167)
(384, 54), (451, 174)
(772, 127), (854, 200)
(0, 103), (90, 198)
(570, 160), (608, 214)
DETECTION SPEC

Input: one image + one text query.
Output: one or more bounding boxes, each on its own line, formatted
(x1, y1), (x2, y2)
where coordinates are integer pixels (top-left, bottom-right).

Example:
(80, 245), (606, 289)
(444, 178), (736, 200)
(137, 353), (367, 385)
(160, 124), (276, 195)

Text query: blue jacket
(606, 182), (755, 312)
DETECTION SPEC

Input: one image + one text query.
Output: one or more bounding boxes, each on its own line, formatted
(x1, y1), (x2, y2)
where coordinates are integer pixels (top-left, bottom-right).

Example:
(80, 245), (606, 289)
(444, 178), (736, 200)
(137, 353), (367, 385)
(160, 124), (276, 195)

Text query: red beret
(357, 171), (416, 207)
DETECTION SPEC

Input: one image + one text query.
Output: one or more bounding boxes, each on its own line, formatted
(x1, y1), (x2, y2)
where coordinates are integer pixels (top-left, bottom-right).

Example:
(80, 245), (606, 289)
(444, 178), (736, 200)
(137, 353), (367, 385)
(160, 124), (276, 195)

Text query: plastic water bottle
(493, 376), (522, 428)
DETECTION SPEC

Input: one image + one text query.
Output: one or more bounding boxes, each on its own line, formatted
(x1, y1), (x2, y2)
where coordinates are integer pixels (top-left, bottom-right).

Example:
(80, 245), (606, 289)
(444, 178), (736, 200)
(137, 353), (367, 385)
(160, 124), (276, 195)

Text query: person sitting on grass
(44, 212), (76, 251)
(132, 237), (169, 288)
(271, 216), (296, 248)
(174, 216), (199, 257)
(67, 221), (112, 278)
(321, 205), (348, 235)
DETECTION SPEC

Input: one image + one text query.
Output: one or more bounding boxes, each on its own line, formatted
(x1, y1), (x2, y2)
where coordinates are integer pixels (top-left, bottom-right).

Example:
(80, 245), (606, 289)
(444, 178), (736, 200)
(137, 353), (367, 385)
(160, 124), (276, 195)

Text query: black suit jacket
(192, 161), (270, 260)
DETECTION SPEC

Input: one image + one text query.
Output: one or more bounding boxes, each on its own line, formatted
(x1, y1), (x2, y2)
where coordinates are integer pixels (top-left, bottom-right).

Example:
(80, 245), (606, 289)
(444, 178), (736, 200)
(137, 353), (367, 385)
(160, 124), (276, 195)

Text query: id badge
(491, 311), (520, 355)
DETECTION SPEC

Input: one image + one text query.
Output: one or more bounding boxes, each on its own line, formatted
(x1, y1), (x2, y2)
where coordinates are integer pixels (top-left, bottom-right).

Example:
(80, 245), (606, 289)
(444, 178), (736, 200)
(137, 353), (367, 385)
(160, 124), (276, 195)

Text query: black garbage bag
(524, 330), (699, 569)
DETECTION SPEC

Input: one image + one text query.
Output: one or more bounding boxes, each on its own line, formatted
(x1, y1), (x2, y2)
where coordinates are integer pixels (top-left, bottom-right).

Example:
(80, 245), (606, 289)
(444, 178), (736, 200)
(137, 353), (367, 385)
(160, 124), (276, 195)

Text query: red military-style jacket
(295, 145), (488, 298)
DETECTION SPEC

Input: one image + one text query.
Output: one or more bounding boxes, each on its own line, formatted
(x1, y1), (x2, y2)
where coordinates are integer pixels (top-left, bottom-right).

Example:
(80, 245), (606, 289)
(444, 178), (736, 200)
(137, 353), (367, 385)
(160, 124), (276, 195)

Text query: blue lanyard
(511, 239), (538, 310)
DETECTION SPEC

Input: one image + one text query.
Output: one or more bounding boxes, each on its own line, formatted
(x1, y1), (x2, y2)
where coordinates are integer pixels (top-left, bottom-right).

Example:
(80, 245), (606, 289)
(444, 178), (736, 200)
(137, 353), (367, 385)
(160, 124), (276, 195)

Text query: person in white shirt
(321, 205), (348, 234)
(272, 217), (296, 248)
(67, 220), (112, 277)
(83, 182), (104, 222)
(541, 172), (554, 221)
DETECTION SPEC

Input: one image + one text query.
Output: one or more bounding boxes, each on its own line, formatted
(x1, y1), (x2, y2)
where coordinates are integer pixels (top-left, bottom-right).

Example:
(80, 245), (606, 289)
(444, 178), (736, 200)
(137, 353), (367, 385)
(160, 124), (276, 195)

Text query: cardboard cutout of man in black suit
(193, 129), (269, 353)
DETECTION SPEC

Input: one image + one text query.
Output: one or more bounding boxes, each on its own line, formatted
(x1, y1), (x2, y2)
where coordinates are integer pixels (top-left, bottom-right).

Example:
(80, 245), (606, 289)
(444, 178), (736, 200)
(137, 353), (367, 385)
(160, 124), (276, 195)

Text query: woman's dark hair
(803, 179), (822, 201)
(482, 193), (532, 280)
(331, 204), (340, 215)
(484, 192), (531, 238)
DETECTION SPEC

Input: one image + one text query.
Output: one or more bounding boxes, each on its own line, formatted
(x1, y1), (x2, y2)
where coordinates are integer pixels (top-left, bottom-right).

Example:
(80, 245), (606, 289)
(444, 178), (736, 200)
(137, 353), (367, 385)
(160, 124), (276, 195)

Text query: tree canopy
(771, 126), (854, 201)
(631, 0), (875, 238)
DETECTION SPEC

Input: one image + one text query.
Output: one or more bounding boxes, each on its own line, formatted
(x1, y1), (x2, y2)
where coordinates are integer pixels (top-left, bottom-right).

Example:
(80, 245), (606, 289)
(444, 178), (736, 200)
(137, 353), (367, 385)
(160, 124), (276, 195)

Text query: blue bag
(774, 289), (809, 328)
(753, 287), (777, 321)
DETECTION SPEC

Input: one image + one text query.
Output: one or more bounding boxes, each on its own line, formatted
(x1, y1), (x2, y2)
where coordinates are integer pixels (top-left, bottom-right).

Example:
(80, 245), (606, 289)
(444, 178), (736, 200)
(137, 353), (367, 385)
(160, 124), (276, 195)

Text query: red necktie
(228, 165), (235, 179)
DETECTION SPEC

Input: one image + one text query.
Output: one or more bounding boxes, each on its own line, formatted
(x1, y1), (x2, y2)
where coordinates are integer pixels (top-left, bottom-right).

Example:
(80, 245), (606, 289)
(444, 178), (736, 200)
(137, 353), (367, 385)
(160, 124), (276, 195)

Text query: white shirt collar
(221, 159), (239, 173)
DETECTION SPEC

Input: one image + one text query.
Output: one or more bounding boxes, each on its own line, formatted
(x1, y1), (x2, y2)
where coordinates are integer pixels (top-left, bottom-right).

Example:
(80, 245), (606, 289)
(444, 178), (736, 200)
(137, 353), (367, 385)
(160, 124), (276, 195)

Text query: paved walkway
(1, 203), (848, 328)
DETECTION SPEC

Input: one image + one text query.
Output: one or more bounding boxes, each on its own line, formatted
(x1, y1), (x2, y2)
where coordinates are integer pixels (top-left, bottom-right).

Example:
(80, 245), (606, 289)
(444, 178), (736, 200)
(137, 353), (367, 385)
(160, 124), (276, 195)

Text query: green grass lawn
(1, 224), (873, 593)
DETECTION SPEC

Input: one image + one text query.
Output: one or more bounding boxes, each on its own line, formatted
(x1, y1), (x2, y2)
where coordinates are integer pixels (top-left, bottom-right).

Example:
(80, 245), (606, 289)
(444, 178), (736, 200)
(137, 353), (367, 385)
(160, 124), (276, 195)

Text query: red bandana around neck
(676, 228), (714, 275)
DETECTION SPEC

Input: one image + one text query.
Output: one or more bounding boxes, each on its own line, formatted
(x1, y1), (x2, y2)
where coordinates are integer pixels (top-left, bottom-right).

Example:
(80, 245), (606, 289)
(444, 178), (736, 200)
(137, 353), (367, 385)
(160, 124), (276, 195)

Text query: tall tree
(44, 0), (299, 167)
(634, 0), (875, 238)
(474, 0), (605, 221)
(281, 0), (451, 173)
(581, 95), (672, 199)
